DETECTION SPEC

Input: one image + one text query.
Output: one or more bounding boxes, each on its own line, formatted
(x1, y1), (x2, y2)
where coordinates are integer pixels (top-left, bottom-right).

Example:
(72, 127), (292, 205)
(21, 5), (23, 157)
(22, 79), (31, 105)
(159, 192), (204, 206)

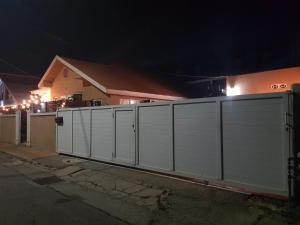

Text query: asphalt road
(0, 153), (127, 225)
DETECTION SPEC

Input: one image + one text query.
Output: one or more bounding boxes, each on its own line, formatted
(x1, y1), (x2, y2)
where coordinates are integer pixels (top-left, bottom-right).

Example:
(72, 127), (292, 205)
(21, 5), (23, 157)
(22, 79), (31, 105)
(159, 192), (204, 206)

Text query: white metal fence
(56, 92), (292, 196)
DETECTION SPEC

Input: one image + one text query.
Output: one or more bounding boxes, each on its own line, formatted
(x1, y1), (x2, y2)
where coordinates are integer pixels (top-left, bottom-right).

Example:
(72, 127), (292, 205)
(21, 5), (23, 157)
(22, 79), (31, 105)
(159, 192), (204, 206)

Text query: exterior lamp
(226, 86), (241, 96)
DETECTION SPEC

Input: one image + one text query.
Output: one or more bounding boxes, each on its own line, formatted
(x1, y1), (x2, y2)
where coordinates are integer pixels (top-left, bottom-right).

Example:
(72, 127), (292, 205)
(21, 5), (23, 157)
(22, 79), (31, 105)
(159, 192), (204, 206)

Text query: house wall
(110, 94), (166, 105)
(82, 86), (111, 105)
(30, 114), (56, 152)
(49, 66), (175, 105)
(0, 116), (16, 144)
(50, 67), (83, 99)
(227, 67), (300, 95)
(50, 67), (112, 104)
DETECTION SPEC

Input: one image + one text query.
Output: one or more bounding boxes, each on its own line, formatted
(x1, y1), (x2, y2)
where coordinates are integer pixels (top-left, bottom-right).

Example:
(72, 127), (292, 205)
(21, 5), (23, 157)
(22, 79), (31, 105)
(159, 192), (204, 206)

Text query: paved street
(0, 152), (126, 225)
(0, 145), (299, 225)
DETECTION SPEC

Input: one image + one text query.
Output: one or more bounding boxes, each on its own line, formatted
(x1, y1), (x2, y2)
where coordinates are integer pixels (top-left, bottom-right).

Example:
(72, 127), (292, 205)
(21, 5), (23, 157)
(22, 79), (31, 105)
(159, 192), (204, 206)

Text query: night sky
(0, 1), (299, 80)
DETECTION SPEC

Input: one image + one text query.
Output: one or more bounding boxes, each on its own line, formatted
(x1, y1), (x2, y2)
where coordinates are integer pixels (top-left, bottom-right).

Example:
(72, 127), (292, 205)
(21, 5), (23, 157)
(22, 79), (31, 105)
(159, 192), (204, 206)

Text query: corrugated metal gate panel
(57, 111), (72, 154)
(174, 102), (220, 179)
(138, 105), (172, 171)
(72, 110), (91, 157)
(222, 98), (286, 194)
(115, 109), (135, 164)
(91, 109), (113, 161)
(56, 93), (291, 197)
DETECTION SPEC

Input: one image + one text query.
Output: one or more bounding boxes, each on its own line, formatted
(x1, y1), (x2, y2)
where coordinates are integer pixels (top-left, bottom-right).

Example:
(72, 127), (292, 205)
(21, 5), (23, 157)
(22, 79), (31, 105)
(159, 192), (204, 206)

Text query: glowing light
(30, 88), (51, 102)
(129, 100), (136, 104)
(21, 105), (26, 109)
(22, 100), (26, 104)
(226, 86), (241, 96)
(34, 100), (39, 104)
(37, 109), (41, 113)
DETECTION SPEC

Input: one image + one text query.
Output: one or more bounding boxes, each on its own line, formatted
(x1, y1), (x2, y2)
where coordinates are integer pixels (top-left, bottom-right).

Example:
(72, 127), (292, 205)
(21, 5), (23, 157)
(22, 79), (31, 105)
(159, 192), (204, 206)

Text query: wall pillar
(15, 110), (21, 145)
(26, 112), (31, 146)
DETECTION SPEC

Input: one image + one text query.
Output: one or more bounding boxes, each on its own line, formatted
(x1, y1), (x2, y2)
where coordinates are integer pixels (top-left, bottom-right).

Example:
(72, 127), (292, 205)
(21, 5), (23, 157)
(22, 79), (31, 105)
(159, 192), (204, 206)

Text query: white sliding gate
(114, 108), (135, 165)
(56, 92), (292, 196)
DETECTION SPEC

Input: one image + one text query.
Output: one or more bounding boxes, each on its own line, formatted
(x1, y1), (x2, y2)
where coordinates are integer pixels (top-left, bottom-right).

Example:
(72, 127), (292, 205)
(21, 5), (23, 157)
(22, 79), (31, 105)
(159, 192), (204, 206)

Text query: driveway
(0, 145), (299, 225)
(0, 152), (126, 225)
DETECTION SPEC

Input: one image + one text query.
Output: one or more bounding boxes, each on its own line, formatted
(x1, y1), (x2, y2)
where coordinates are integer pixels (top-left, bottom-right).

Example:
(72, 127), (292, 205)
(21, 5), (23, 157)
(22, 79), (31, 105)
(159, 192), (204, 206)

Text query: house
(0, 72), (39, 106)
(226, 67), (300, 96)
(33, 56), (183, 105)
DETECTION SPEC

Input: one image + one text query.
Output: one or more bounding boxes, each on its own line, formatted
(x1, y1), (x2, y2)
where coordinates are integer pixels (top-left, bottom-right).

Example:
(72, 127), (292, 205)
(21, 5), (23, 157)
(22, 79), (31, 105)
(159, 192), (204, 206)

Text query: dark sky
(0, 0), (299, 78)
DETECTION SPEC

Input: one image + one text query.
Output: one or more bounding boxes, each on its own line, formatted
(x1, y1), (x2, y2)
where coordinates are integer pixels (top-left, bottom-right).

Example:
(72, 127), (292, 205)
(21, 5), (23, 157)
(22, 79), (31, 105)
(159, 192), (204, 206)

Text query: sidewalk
(0, 143), (56, 161)
(0, 143), (298, 225)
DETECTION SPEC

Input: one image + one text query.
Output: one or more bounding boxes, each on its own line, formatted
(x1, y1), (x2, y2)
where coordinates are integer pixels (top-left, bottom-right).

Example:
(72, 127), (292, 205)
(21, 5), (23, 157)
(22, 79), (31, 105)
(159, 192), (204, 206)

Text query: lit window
(120, 99), (138, 105)
(226, 86), (241, 96)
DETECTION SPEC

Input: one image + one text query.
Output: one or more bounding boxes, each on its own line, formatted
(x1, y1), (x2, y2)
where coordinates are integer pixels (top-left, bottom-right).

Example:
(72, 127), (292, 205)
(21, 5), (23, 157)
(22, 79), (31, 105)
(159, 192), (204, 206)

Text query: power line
(188, 76), (227, 84)
(154, 71), (226, 79)
(0, 71), (39, 79)
(0, 58), (31, 75)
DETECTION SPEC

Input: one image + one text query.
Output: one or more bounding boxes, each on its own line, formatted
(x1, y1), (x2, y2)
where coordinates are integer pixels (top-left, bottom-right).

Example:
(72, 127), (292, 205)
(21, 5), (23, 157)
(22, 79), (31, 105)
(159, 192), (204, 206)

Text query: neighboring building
(0, 73), (39, 106)
(34, 56), (183, 105)
(226, 67), (300, 96)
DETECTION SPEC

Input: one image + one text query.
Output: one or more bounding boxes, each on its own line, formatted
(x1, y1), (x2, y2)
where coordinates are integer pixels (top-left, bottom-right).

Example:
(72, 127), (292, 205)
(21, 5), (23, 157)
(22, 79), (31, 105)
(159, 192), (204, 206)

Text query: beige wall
(49, 66), (173, 105)
(110, 94), (165, 105)
(51, 66), (83, 99)
(0, 116), (16, 144)
(30, 115), (56, 152)
(50, 67), (113, 104)
(82, 86), (111, 105)
(226, 67), (300, 95)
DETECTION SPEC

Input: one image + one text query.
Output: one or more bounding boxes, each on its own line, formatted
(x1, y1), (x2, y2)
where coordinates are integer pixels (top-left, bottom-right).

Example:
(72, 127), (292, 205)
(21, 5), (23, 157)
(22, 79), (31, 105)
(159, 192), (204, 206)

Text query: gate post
(15, 110), (21, 145)
(26, 112), (31, 147)
(291, 84), (300, 208)
(292, 94), (300, 207)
